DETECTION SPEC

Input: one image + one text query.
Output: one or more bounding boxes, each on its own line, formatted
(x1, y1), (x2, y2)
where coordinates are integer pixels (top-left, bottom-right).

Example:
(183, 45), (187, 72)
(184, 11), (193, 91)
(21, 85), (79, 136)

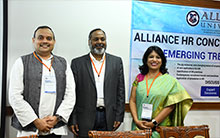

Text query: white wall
(6, 0), (220, 138)
(7, 0), (132, 102)
(7, 0), (132, 137)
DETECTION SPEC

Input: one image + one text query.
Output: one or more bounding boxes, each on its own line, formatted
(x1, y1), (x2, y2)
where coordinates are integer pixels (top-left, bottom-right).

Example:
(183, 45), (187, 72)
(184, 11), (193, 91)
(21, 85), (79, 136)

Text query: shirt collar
(34, 51), (54, 61)
(90, 52), (106, 62)
(47, 54), (54, 61)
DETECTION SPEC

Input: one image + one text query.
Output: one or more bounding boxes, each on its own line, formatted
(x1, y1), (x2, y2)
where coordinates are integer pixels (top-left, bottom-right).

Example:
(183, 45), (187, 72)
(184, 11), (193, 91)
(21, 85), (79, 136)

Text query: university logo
(186, 11), (200, 26)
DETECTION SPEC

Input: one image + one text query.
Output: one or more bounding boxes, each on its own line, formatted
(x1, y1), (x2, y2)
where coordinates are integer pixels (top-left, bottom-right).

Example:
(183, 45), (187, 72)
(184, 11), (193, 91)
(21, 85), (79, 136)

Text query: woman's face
(147, 50), (162, 72)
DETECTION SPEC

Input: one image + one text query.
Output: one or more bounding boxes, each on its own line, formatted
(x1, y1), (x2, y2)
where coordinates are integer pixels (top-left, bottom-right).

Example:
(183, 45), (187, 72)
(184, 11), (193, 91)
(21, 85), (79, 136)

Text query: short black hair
(33, 25), (55, 40)
(139, 45), (168, 75)
(88, 28), (106, 40)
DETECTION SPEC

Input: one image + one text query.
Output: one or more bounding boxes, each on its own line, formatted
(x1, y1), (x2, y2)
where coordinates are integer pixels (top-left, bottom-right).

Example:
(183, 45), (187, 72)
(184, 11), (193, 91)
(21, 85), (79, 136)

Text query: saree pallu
(131, 73), (193, 138)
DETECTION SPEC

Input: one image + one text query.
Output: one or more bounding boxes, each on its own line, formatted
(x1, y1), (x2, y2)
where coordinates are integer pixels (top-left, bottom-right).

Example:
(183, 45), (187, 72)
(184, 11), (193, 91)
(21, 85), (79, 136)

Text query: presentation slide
(130, 1), (220, 102)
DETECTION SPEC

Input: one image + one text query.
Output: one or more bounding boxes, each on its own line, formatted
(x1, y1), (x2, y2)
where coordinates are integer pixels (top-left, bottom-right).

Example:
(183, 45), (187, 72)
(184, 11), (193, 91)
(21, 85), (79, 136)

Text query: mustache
(94, 43), (104, 48)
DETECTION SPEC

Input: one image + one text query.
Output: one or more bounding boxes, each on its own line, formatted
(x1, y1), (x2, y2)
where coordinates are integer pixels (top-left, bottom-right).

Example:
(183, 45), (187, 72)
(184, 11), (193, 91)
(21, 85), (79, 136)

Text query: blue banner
(130, 0), (220, 102)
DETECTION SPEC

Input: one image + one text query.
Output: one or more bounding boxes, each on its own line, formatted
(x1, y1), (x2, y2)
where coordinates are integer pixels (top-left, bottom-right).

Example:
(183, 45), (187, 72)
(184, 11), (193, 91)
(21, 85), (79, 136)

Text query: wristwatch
(152, 119), (158, 127)
(55, 114), (66, 123)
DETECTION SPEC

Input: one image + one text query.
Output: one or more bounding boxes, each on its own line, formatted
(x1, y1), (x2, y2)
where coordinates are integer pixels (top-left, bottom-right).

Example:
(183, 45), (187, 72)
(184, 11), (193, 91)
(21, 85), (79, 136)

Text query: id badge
(141, 103), (153, 120)
(44, 75), (56, 93)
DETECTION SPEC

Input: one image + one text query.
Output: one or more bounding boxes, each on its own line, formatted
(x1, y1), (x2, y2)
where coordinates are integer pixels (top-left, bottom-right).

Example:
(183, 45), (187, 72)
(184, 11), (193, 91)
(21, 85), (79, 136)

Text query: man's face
(89, 30), (107, 55)
(32, 28), (55, 56)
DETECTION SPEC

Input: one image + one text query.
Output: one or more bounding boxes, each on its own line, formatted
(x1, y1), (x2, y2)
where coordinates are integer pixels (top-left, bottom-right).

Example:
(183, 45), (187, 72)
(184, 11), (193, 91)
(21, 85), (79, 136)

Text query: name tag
(44, 75), (56, 93)
(141, 103), (153, 120)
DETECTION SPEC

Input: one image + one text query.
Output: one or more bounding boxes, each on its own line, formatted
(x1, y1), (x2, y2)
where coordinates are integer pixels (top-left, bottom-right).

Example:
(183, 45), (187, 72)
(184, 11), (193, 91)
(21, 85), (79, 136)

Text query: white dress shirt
(9, 55), (75, 137)
(90, 53), (106, 107)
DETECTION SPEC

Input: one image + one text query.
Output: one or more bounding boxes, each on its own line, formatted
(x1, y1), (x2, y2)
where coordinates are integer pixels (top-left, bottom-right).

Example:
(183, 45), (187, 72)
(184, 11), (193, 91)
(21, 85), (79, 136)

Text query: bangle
(152, 119), (158, 127)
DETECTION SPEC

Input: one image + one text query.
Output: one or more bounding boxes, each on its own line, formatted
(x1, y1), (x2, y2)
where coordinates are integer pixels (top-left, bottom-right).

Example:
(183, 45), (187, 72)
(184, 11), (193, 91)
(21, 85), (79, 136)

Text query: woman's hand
(143, 121), (154, 129)
(135, 120), (149, 130)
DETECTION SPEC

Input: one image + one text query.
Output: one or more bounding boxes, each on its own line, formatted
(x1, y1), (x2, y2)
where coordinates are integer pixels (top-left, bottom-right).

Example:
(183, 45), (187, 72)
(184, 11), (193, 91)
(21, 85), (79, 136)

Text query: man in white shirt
(9, 25), (75, 138)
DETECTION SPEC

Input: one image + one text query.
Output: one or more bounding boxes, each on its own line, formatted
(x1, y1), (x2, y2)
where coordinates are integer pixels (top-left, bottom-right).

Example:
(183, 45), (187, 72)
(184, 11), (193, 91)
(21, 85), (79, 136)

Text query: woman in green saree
(129, 46), (193, 138)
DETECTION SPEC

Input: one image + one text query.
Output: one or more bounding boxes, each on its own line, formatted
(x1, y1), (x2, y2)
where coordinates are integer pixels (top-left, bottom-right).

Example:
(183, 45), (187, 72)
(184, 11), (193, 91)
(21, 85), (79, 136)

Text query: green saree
(131, 73), (193, 138)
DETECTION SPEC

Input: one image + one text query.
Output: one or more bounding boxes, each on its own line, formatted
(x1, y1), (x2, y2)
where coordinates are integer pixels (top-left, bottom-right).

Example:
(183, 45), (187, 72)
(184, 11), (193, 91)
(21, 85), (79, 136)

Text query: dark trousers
(38, 134), (61, 138)
(93, 107), (108, 131)
(77, 107), (107, 138)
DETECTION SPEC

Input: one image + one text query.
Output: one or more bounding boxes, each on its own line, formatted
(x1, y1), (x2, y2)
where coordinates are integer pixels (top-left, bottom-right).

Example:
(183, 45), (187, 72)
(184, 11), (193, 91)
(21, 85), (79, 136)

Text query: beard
(89, 43), (106, 55)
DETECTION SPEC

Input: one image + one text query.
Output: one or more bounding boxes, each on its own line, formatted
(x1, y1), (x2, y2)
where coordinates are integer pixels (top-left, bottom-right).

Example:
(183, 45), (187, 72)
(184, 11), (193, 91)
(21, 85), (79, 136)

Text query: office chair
(156, 125), (210, 138)
(15, 135), (38, 138)
(89, 129), (152, 138)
